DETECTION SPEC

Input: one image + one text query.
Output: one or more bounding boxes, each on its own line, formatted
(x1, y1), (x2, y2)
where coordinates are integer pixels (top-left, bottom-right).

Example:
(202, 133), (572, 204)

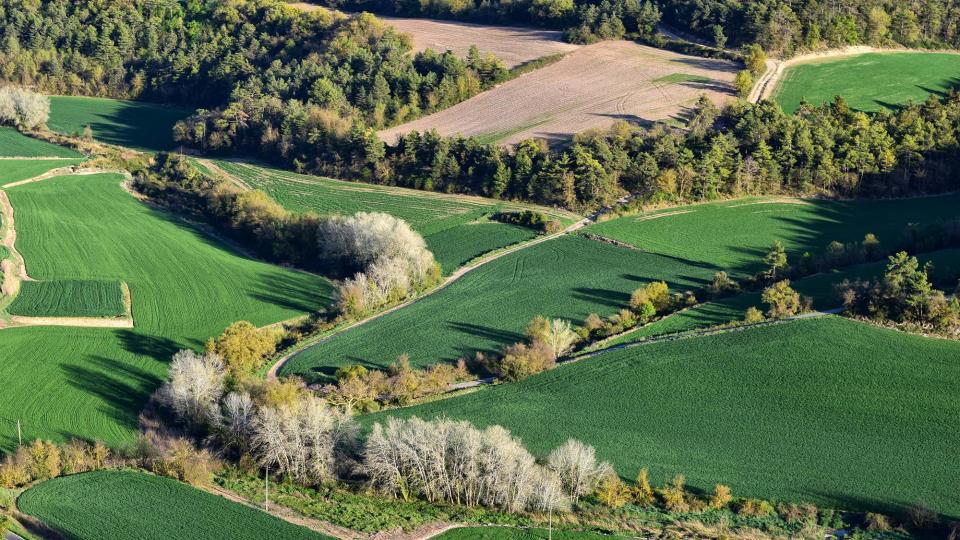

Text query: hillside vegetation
(18, 470), (332, 539)
(0, 173), (331, 450)
(208, 160), (576, 272)
(371, 317), (960, 517)
(773, 52), (960, 113)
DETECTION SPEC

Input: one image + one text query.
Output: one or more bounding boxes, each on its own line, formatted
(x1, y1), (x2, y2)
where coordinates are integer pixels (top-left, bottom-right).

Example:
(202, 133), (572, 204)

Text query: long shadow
(115, 329), (181, 361)
(60, 355), (164, 429)
(447, 321), (524, 344)
(570, 287), (631, 306)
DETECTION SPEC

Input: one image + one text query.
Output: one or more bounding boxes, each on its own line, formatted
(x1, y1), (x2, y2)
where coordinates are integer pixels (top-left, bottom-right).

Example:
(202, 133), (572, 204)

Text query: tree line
(300, 0), (960, 52)
(177, 90), (960, 213)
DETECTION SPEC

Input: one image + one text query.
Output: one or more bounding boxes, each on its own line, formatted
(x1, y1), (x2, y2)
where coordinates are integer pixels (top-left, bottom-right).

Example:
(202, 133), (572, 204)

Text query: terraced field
(585, 194), (960, 277)
(48, 96), (193, 151)
(0, 173), (332, 451)
(7, 279), (127, 318)
(379, 40), (736, 146)
(0, 127), (82, 158)
(209, 160), (578, 272)
(372, 316), (960, 518)
(772, 52), (960, 113)
(18, 470), (331, 539)
(281, 235), (715, 381)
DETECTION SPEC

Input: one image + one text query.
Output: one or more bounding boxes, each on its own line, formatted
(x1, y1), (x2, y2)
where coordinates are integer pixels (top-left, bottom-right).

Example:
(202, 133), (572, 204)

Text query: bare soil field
(378, 40), (737, 146)
(290, 3), (578, 68)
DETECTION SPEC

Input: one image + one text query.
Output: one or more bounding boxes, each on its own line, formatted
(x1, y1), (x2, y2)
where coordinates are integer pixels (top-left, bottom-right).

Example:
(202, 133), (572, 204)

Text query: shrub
(744, 306), (765, 324)
(737, 498), (775, 517)
(909, 501), (938, 529)
(492, 341), (556, 381)
(709, 484), (732, 509)
(709, 271), (740, 295)
(865, 512), (892, 532)
(631, 281), (670, 312)
(595, 473), (631, 509)
(206, 321), (278, 378)
(632, 468), (655, 506)
(658, 474), (689, 512)
(761, 280), (801, 318)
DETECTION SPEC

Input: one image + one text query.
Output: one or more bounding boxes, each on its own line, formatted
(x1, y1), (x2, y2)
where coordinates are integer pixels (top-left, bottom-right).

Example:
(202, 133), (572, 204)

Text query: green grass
(0, 173), (332, 451)
(0, 159), (84, 186)
(0, 127), (81, 158)
(600, 248), (960, 347)
(48, 96), (194, 151)
(585, 194), (960, 278)
(371, 316), (960, 518)
(18, 470), (332, 539)
(281, 235), (716, 381)
(436, 528), (628, 539)
(7, 280), (126, 318)
(211, 160), (577, 273)
(772, 52), (960, 113)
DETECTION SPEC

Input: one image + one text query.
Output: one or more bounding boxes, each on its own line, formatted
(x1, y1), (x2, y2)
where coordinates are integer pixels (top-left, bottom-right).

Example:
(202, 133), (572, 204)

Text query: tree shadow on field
(802, 489), (960, 524)
(115, 330), (181, 362)
(592, 114), (656, 128)
(447, 321), (523, 344)
(571, 287), (630, 307)
(60, 355), (164, 430)
(250, 271), (332, 314)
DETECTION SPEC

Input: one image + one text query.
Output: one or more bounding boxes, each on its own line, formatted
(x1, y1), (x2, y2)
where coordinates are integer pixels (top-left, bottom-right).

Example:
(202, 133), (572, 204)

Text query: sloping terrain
(208, 160), (578, 272)
(371, 316), (960, 518)
(19, 470), (332, 539)
(48, 96), (193, 151)
(379, 40), (737, 146)
(0, 173), (332, 451)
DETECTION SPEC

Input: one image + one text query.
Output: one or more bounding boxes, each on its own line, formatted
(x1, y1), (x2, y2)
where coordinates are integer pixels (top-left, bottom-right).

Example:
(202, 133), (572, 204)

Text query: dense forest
(0, 0), (507, 127)
(178, 91), (960, 212)
(305, 0), (960, 52)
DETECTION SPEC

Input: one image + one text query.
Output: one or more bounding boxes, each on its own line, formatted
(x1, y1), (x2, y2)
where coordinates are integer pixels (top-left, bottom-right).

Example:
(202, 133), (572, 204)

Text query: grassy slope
(18, 470), (332, 540)
(0, 174), (332, 451)
(48, 96), (193, 151)
(0, 127), (82, 158)
(212, 161), (576, 273)
(7, 280), (126, 318)
(371, 317), (960, 517)
(585, 195), (960, 277)
(0, 159), (84, 186)
(772, 52), (960, 113)
(282, 235), (715, 381)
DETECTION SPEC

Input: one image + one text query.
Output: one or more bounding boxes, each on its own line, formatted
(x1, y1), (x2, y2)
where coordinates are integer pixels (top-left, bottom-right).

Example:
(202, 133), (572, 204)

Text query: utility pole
(17, 419), (21, 447)
(264, 466), (269, 512)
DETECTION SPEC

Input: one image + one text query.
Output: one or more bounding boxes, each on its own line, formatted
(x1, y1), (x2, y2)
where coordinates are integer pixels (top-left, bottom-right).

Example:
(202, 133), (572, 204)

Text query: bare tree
(543, 318), (579, 359)
(0, 86), (49, 130)
(158, 350), (226, 427)
(547, 439), (611, 503)
(218, 392), (255, 452)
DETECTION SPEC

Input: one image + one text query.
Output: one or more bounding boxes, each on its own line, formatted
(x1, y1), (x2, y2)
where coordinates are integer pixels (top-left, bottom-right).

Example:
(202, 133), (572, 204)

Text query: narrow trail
(1, 168), (137, 330)
(196, 158), (252, 190)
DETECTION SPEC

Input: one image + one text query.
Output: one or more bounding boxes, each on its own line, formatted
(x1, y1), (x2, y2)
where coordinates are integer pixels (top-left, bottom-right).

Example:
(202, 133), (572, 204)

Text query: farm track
(379, 40), (737, 146)
(197, 158), (252, 190)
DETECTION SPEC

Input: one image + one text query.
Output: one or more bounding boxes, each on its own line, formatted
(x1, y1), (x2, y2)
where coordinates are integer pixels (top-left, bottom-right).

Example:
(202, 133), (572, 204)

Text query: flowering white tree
(158, 350), (225, 427)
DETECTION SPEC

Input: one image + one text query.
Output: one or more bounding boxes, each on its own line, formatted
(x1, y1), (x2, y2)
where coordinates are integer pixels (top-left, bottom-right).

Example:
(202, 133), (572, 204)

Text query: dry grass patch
(379, 40), (737, 146)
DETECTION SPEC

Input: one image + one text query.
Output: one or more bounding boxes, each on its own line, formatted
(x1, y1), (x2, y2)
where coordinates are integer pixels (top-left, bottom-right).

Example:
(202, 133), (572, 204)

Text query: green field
(210, 160), (577, 272)
(18, 471), (331, 539)
(7, 279), (127, 318)
(372, 317), (960, 518)
(436, 527), (627, 539)
(0, 173), (332, 451)
(772, 52), (960, 113)
(586, 195), (960, 277)
(0, 127), (82, 158)
(0, 158), (84, 186)
(48, 96), (194, 151)
(281, 235), (716, 381)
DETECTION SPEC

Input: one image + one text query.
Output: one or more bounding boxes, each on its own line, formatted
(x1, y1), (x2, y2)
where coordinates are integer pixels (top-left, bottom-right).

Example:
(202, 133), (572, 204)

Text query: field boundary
(752, 46), (960, 103)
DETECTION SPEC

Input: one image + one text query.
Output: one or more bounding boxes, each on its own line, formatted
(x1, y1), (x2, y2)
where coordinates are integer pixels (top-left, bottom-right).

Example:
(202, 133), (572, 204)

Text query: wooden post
(17, 419), (22, 447)
(264, 466), (269, 512)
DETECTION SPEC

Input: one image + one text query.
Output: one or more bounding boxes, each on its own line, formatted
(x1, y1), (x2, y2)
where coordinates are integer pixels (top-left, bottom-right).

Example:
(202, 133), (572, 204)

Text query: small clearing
(378, 40), (737, 146)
